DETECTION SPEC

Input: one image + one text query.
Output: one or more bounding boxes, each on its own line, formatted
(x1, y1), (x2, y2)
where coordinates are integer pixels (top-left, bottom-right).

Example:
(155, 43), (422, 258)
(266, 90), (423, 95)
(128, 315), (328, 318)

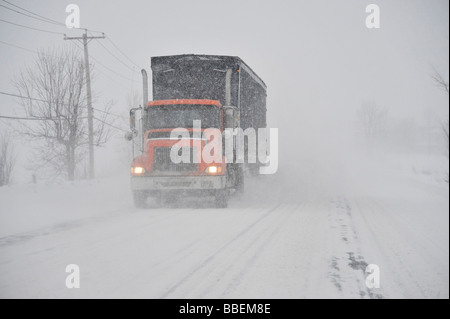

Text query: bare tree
(443, 120), (449, 157)
(13, 48), (113, 181)
(0, 133), (16, 186)
(431, 67), (449, 182)
(357, 101), (388, 142)
(432, 68), (449, 95)
(431, 68), (449, 157)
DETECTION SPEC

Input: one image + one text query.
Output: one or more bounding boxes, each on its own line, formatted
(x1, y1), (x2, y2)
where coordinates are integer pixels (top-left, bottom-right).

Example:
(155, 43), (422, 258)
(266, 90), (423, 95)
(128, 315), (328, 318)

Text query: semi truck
(127, 54), (267, 208)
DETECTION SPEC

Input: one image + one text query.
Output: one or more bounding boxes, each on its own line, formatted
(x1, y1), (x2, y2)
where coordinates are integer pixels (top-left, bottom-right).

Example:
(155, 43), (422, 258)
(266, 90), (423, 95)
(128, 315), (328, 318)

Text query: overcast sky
(0, 0), (448, 178)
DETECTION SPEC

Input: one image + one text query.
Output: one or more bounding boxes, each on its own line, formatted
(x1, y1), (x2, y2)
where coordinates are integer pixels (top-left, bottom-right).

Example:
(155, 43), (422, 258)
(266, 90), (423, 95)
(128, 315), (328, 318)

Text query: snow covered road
(0, 164), (448, 298)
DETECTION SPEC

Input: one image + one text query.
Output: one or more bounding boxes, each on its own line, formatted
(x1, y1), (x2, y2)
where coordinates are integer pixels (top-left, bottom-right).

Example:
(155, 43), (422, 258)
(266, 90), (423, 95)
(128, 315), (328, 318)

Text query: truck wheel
(215, 190), (228, 208)
(133, 191), (148, 208)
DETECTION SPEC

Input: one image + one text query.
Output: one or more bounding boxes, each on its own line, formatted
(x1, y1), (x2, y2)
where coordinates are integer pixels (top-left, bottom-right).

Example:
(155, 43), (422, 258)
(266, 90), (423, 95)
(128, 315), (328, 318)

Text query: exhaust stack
(140, 69), (149, 152)
(142, 69), (148, 108)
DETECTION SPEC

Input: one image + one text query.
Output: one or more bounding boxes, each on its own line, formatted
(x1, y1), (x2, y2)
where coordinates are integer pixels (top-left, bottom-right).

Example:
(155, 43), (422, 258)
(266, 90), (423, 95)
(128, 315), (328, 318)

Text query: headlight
(205, 165), (222, 174)
(131, 166), (145, 175)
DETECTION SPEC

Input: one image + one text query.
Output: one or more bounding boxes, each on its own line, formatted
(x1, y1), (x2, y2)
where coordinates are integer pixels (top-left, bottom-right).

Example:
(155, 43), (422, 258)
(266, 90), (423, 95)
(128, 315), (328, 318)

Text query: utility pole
(64, 30), (105, 179)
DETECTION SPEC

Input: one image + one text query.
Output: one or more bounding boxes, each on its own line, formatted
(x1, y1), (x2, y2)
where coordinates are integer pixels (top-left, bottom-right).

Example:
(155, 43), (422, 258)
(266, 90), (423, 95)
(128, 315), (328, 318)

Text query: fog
(0, 0), (449, 299)
(0, 0), (448, 185)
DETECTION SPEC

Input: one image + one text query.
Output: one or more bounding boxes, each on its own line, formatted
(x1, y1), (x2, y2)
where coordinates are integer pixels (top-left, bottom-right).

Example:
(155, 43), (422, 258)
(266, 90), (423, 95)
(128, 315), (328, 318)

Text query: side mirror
(129, 108), (136, 131)
(124, 131), (134, 141)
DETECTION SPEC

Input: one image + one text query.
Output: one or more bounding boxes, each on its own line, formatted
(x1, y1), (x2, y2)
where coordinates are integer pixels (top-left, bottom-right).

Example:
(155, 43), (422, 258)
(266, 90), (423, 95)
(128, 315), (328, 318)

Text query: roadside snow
(0, 175), (132, 238)
(0, 151), (448, 298)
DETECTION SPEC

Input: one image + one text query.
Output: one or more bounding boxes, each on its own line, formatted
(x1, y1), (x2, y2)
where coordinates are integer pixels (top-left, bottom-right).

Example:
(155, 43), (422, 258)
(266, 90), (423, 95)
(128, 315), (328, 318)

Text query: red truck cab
(130, 99), (229, 207)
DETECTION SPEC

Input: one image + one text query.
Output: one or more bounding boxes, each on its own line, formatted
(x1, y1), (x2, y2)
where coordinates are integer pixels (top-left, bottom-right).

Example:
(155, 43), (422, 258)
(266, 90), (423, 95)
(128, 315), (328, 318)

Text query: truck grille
(153, 147), (198, 172)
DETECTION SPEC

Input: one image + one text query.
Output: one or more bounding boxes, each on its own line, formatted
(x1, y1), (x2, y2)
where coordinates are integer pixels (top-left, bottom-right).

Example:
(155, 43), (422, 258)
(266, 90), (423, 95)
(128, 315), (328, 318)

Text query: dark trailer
(151, 54), (267, 131)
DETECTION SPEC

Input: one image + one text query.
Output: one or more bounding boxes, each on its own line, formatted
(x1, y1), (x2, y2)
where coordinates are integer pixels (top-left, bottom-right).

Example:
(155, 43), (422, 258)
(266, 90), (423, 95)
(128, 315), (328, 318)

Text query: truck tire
(133, 191), (148, 208)
(215, 190), (228, 208)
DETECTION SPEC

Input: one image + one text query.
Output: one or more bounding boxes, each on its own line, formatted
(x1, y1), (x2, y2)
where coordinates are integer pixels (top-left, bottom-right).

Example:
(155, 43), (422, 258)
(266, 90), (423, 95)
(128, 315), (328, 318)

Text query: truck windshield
(146, 104), (220, 129)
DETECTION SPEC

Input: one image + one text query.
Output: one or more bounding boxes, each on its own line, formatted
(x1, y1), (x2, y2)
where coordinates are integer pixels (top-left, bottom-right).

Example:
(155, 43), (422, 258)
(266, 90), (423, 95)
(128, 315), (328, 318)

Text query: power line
(0, 114), (55, 121)
(0, 91), (127, 119)
(93, 36), (136, 72)
(1, 3), (140, 83)
(92, 107), (127, 119)
(1, 0), (105, 33)
(107, 37), (141, 69)
(69, 40), (133, 88)
(0, 38), (131, 90)
(2, 0), (65, 26)
(0, 3), (65, 27)
(0, 102), (129, 134)
(2, 37), (80, 58)
(71, 40), (138, 83)
(0, 114), (88, 121)
(91, 53), (138, 82)
(0, 38), (91, 63)
(0, 39), (37, 53)
(0, 90), (47, 103)
(0, 17), (63, 35)
(0, 38), (132, 95)
(93, 116), (127, 132)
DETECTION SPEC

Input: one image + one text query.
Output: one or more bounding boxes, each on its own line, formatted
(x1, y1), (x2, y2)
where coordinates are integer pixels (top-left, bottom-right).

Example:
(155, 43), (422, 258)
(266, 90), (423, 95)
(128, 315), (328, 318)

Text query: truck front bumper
(131, 175), (226, 191)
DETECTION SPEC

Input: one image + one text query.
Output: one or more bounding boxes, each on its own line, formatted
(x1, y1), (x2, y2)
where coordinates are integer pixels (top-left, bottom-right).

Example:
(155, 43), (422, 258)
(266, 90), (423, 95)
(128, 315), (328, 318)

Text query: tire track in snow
(327, 197), (383, 299)
(217, 204), (301, 298)
(143, 206), (259, 273)
(187, 204), (301, 298)
(352, 198), (440, 298)
(160, 203), (282, 298)
(0, 207), (187, 247)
